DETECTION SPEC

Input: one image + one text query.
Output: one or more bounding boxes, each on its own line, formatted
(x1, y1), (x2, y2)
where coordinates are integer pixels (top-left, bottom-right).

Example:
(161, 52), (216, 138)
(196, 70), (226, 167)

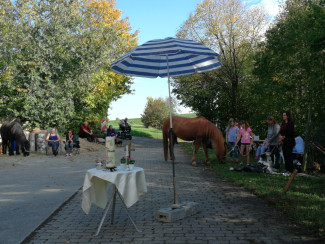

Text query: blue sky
(108, 0), (280, 120)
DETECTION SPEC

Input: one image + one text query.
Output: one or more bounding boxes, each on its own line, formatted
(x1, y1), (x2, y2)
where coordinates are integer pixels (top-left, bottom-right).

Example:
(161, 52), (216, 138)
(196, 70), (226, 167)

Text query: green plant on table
(129, 157), (135, 164)
(120, 157), (126, 164)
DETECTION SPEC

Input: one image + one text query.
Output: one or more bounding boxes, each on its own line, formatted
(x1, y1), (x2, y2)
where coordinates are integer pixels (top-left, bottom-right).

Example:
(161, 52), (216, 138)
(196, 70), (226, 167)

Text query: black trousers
(269, 145), (280, 169)
(79, 132), (94, 142)
(282, 139), (296, 173)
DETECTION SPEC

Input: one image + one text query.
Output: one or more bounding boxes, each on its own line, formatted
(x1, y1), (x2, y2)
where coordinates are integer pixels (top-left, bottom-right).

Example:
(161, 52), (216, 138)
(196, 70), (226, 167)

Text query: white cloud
(245, 0), (282, 19)
(259, 0), (282, 18)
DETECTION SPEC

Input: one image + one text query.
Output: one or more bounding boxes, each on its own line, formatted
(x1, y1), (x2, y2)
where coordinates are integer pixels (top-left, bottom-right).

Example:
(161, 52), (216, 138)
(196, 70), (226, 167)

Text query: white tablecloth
(82, 166), (147, 214)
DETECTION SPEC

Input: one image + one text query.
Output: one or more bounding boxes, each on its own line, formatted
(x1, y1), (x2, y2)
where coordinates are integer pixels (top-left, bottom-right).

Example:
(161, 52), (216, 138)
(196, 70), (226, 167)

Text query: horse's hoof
(192, 161), (197, 166)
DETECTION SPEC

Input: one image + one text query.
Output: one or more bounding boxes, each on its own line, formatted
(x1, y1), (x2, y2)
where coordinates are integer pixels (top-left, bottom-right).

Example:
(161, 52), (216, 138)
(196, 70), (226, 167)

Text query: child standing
(235, 121), (253, 164)
(225, 118), (239, 163)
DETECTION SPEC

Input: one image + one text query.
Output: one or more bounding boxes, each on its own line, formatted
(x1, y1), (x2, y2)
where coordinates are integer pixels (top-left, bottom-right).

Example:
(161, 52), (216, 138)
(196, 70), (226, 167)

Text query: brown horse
(163, 116), (227, 165)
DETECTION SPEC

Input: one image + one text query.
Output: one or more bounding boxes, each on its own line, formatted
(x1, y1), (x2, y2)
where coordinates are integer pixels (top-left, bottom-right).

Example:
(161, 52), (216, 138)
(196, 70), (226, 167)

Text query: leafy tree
(0, 0), (20, 118)
(252, 0), (325, 136)
(174, 0), (269, 127)
(141, 97), (178, 129)
(0, 0), (137, 131)
(81, 0), (138, 126)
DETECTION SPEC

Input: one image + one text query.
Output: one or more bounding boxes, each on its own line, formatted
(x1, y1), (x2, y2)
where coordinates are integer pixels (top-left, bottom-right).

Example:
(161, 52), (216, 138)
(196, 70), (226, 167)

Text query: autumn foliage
(0, 0), (138, 131)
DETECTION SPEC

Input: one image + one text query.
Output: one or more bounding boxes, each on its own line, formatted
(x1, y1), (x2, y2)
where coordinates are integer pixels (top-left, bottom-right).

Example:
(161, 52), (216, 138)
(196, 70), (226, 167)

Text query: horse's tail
(163, 128), (168, 161)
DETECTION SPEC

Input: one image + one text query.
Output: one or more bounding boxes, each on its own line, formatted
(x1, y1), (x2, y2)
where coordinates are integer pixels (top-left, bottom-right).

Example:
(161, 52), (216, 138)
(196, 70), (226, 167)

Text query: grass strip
(181, 142), (325, 240)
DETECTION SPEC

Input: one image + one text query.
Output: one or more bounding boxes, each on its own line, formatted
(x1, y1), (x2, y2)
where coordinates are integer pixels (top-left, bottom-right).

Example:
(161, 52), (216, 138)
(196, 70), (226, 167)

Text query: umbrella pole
(167, 55), (178, 205)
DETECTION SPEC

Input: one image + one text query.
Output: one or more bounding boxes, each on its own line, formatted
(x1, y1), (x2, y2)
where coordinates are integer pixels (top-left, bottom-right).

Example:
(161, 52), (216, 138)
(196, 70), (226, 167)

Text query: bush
(141, 97), (170, 129)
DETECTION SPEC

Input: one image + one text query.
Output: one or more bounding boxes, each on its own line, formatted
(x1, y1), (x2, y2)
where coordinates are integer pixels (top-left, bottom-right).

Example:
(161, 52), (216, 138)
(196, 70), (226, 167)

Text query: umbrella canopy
(111, 37), (221, 78)
(110, 37), (221, 205)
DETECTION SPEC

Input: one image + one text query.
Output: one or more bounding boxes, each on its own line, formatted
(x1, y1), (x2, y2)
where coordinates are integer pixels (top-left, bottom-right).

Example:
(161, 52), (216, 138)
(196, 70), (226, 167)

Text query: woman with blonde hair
(225, 118), (239, 163)
(46, 128), (61, 156)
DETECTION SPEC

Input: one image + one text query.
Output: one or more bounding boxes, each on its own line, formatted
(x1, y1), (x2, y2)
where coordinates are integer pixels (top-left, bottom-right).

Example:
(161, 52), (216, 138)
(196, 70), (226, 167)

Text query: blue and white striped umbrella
(110, 37), (221, 78)
(111, 37), (221, 205)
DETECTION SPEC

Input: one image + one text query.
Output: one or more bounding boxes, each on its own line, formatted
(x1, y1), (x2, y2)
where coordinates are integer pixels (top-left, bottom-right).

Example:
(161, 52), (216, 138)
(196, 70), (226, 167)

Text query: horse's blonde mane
(201, 118), (219, 138)
(201, 119), (224, 152)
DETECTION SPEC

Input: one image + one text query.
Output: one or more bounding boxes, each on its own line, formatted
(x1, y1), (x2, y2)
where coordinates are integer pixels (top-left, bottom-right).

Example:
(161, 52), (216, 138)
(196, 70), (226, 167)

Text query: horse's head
(219, 141), (228, 163)
(211, 128), (228, 164)
(22, 140), (30, 156)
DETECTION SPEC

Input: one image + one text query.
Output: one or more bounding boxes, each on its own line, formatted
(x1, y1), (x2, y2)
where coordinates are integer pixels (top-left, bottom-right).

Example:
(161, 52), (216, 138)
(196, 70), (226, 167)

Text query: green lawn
(106, 114), (197, 139)
(107, 118), (163, 139)
(106, 115), (324, 239)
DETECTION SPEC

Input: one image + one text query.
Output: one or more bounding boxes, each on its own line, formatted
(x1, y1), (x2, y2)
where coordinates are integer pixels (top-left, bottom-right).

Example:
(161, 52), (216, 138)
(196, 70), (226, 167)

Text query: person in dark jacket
(107, 125), (116, 137)
(279, 111), (296, 173)
(107, 125), (117, 144)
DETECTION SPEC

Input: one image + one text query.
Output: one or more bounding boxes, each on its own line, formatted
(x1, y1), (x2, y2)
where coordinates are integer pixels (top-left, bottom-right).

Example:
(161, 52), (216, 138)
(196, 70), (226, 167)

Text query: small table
(82, 166), (147, 235)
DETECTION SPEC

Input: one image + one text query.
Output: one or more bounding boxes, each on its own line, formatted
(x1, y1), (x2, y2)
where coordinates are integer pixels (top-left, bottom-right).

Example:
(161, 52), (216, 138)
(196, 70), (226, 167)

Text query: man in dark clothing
(79, 121), (94, 142)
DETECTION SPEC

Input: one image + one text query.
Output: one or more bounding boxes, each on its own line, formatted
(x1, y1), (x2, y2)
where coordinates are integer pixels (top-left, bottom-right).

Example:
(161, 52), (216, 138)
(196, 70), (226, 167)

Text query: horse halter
(22, 145), (30, 153)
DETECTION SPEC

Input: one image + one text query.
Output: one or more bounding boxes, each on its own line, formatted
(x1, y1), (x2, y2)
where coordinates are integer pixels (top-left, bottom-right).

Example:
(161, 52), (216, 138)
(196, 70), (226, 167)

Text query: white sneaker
(66, 153), (69, 156)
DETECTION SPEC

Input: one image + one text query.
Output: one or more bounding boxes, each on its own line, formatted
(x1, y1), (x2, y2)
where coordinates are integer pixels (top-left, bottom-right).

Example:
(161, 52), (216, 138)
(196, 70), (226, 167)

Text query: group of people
(46, 118), (130, 156)
(45, 121), (93, 156)
(225, 119), (252, 164)
(45, 128), (79, 156)
(106, 118), (130, 137)
(225, 111), (297, 173)
(106, 118), (131, 142)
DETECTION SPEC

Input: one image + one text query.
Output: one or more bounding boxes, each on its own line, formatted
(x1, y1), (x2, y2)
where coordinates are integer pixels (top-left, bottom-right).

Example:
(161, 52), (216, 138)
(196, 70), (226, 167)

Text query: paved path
(0, 149), (106, 244)
(1, 137), (322, 244)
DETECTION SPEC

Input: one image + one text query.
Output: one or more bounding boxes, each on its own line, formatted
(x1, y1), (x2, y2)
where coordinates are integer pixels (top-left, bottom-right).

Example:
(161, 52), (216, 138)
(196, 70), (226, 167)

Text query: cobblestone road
(23, 137), (321, 244)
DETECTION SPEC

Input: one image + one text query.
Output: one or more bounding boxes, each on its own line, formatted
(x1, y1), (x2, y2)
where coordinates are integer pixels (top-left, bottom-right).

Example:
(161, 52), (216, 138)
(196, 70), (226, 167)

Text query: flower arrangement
(120, 156), (126, 164)
(129, 157), (135, 164)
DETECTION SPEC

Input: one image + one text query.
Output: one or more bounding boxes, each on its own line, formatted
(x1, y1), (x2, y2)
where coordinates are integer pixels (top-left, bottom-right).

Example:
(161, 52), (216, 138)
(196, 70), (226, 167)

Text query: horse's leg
(16, 141), (21, 155)
(239, 145), (244, 163)
(192, 139), (201, 166)
(168, 135), (173, 161)
(8, 140), (14, 156)
(2, 141), (7, 154)
(202, 141), (210, 165)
